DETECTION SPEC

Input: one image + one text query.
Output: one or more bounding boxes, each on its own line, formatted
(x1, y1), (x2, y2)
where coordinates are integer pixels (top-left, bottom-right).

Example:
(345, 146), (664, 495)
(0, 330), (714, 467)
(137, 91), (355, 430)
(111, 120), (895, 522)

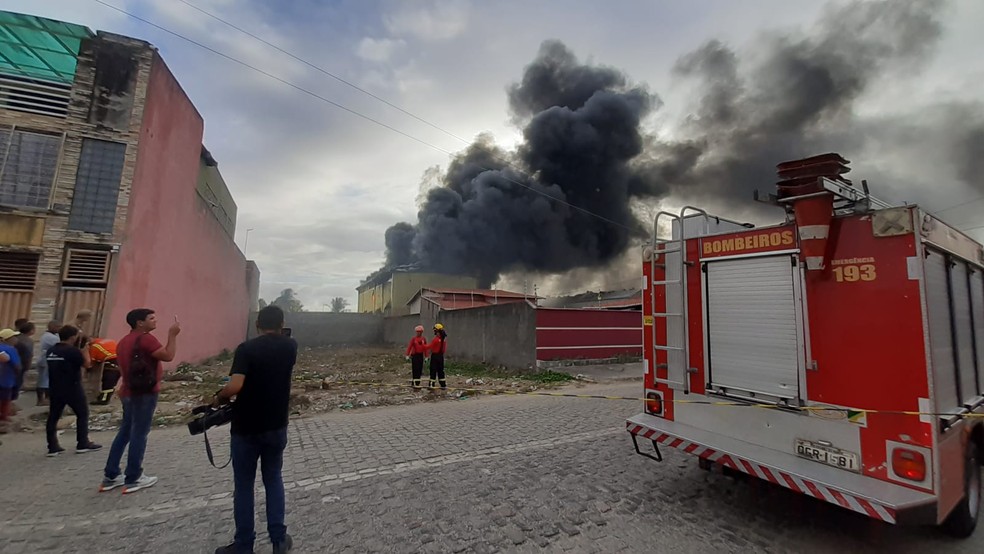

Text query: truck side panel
(921, 242), (984, 522)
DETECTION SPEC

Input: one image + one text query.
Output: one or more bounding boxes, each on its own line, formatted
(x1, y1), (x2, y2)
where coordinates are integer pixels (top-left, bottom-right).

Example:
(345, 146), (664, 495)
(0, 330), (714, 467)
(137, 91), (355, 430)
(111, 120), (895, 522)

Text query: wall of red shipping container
(535, 308), (642, 361)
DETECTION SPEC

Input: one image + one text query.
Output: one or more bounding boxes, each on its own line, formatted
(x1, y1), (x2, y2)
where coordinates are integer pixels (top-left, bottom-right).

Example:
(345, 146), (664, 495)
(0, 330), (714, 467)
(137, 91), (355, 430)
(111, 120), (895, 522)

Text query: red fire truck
(628, 154), (983, 536)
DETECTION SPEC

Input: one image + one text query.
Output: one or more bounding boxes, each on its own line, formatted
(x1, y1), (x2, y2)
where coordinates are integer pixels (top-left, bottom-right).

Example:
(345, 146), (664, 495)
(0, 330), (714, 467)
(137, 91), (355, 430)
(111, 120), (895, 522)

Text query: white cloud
(383, 0), (469, 41)
(356, 37), (405, 62)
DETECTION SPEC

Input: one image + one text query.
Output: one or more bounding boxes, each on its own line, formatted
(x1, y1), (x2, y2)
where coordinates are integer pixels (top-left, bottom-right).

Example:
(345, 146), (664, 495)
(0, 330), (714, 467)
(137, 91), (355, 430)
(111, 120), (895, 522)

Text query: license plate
(795, 439), (860, 472)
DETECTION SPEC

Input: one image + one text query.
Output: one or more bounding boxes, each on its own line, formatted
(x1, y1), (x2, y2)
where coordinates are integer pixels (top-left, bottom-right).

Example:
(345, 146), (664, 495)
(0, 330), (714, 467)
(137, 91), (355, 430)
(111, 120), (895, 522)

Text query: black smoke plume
(633, 0), (950, 206)
(381, 0), (970, 287)
(387, 40), (658, 286)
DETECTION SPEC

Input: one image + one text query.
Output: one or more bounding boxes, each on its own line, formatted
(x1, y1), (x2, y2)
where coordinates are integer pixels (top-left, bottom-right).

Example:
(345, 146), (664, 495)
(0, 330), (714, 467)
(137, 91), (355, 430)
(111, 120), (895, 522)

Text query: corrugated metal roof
(0, 11), (92, 84)
(426, 287), (532, 299)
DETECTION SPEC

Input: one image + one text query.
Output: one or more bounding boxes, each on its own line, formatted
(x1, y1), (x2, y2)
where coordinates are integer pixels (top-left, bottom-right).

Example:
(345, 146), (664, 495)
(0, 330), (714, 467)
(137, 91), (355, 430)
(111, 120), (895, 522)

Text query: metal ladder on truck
(649, 207), (713, 394)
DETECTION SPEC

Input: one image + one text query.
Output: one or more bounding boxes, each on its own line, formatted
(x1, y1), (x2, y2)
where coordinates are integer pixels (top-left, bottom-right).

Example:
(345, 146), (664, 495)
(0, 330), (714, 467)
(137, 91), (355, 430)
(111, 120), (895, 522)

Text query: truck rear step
(627, 413), (937, 524)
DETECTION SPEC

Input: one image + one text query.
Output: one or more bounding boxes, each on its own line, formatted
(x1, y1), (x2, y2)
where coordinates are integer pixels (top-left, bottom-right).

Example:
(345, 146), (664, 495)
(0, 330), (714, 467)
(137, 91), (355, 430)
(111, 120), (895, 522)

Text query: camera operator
(213, 305), (297, 554)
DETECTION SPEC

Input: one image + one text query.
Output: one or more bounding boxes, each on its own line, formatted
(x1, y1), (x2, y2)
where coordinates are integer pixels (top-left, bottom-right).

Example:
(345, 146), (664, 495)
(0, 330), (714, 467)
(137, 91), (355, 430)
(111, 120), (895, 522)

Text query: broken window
(68, 139), (125, 233)
(0, 127), (62, 209)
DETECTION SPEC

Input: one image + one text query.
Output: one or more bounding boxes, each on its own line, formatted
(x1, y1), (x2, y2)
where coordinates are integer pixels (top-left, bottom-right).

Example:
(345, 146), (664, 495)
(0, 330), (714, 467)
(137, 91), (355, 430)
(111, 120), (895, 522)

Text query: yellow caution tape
(325, 380), (984, 419)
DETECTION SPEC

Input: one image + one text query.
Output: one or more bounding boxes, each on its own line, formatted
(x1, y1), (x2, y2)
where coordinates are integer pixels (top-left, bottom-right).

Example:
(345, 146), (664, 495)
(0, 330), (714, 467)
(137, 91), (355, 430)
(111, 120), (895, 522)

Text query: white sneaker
(99, 475), (125, 492)
(122, 474), (158, 494)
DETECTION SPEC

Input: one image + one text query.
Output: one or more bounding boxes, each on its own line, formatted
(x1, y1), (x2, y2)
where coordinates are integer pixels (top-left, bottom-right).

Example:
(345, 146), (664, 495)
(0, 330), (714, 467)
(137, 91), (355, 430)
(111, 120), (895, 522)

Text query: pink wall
(102, 54), (251, 366)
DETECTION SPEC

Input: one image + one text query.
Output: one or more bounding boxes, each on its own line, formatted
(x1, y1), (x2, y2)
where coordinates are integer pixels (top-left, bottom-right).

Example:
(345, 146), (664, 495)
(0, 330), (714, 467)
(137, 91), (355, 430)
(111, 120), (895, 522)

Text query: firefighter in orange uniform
(88, 338), (120, 405)
(405, 325), (428, 389)
(427, 323), (448, 390)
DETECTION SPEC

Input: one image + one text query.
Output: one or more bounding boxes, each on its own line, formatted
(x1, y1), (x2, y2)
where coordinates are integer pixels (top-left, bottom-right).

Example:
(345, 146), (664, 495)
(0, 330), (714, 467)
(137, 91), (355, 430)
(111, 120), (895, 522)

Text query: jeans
(231, 427), (288, 548)
(46, 386), (89, 449)
(37, 363), (49, 389)
(104, 393), (158, 483)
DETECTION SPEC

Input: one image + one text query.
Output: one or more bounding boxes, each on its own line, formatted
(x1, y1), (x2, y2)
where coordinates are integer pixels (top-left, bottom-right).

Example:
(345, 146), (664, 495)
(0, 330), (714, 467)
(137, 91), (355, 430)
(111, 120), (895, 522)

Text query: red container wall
(535, 308), (642, 361)
(102, 54), (252, 366)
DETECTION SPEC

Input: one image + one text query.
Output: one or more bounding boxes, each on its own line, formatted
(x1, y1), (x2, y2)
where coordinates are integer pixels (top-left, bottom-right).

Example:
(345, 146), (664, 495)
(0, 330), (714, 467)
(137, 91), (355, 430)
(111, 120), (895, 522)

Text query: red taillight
(646, 392), (663, 416)
(892, 448), (926, 482)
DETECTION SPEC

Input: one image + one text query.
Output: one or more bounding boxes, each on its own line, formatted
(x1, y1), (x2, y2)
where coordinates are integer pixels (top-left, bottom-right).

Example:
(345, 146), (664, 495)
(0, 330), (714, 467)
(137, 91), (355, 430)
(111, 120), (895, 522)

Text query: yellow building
(357, 268), (478, 316)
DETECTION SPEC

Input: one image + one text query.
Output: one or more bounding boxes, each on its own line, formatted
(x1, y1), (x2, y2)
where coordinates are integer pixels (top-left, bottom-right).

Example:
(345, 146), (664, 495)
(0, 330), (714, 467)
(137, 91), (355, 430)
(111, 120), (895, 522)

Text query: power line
(91, 0), (633, 232)
(175, 0), (473, 147)
(90, 1), (447, 153)
(931, 195), (984, 216)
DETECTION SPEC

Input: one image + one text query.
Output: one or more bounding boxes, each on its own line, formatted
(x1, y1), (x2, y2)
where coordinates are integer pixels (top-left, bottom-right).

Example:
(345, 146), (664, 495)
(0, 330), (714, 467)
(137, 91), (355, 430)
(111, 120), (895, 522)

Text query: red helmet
(89, 338), (117, 362)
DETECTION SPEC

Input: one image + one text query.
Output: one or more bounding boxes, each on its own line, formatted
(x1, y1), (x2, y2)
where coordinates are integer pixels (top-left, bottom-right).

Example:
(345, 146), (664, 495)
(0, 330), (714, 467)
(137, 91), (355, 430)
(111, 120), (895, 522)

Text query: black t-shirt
(46, 343), (85, 393)
(230, 333), (297, 435)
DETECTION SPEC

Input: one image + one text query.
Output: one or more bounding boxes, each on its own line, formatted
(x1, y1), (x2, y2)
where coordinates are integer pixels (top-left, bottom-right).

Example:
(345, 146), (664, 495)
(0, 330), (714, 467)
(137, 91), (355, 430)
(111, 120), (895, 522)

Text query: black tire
(943, 440), (981, 538)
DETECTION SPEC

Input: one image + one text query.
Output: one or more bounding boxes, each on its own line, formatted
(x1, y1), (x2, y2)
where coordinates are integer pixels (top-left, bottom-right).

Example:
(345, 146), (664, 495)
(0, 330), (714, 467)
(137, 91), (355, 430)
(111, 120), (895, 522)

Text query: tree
(271, 288), (304, 312)
(330, 297), (349, 313)
(258, 298), (268, 309)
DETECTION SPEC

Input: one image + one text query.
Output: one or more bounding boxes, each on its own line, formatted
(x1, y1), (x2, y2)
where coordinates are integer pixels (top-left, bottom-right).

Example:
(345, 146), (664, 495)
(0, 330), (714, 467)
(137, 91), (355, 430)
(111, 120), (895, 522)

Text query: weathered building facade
(0, 12), (258, 363)
(356, 267), (478, 317)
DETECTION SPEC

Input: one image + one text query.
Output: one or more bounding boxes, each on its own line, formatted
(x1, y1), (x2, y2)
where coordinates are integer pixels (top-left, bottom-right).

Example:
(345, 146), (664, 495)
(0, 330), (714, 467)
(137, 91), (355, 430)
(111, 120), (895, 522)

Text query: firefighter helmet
(433, 323), (444, 331)
(414, 325), (424, 332)
(89, 338), (117, 362)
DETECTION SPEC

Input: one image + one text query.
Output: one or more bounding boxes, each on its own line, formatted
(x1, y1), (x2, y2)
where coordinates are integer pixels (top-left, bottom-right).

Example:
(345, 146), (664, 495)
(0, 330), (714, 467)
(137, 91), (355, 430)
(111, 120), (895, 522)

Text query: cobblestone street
(0, 381), (981, 553)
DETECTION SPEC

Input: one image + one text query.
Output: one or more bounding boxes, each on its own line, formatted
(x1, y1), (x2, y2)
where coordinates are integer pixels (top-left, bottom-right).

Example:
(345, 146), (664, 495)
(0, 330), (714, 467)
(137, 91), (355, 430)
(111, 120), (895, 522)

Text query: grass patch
(445, 361), (573, 383)
(525, 370), (575, 383)
(445, 360), (504, 378)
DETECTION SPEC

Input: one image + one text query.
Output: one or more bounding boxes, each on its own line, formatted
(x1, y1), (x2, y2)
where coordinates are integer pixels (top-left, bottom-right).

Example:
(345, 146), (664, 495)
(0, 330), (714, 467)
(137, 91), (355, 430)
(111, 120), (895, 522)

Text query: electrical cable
(91, 0), (635, 231)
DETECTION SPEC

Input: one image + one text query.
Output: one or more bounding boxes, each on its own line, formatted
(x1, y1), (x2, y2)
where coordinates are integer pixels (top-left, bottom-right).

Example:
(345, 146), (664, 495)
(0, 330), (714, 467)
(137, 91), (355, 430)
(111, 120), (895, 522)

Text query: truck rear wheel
(943, 441), (981, 538)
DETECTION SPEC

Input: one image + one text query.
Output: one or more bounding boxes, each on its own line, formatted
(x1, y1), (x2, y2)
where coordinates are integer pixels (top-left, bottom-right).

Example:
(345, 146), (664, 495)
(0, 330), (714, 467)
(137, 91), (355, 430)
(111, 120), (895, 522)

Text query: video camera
(187, 403), (234, 435)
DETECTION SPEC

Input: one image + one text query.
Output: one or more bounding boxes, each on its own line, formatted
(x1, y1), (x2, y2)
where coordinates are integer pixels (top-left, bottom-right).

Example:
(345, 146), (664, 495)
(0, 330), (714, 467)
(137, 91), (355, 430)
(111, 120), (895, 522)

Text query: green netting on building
(0, 11), (93, 84)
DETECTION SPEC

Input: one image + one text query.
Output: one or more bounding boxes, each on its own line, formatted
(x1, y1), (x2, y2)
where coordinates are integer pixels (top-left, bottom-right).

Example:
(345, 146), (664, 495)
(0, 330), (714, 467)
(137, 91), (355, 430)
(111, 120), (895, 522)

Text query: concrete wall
(382, 314), (420, 348)
(247, 312), (382, 347)
(383, 302), (537, 369)
(101, 53), (252, 365)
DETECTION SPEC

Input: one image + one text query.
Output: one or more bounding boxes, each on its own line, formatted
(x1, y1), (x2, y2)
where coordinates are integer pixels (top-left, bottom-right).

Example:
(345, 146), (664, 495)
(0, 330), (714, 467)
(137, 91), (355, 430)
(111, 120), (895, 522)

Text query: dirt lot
(7, 346), (576, 435)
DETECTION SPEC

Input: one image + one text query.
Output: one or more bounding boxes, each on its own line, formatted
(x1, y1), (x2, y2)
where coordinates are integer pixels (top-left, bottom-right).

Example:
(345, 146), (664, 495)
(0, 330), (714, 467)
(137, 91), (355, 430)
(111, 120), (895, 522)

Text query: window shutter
(0, 251), (40, 290)
(63, 249), (110, 284)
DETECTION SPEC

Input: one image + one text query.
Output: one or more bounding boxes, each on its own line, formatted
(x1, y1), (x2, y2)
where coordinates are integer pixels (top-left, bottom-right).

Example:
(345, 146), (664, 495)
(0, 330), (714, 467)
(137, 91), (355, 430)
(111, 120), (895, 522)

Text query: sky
(9, 0), (984, 309)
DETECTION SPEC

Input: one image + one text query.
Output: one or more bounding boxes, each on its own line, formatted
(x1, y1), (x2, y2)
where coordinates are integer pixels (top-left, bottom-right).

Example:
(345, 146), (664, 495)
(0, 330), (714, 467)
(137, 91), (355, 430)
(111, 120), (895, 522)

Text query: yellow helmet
(433, 323), (444, 331)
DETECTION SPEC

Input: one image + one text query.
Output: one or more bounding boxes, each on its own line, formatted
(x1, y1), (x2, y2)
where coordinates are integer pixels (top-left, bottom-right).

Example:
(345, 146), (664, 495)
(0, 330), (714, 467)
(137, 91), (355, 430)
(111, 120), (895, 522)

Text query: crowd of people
(1, 306), (301, 553)
(2, 306), (451, 553)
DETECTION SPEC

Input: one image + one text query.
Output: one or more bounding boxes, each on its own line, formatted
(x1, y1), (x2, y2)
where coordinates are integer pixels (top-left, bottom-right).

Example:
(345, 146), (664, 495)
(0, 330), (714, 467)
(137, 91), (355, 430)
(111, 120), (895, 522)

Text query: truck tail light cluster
(645, 391), (664, 416)
(892, 448), (927, 482)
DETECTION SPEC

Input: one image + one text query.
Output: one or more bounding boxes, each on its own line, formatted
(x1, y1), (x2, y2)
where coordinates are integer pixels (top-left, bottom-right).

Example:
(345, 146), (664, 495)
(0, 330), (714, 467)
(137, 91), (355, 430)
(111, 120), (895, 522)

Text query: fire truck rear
(628, 154), (984, 536)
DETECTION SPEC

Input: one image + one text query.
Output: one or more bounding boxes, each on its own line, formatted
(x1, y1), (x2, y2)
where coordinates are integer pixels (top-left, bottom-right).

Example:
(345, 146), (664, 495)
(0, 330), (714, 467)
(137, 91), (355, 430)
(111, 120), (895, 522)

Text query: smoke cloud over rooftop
(379, 0), (976, 287)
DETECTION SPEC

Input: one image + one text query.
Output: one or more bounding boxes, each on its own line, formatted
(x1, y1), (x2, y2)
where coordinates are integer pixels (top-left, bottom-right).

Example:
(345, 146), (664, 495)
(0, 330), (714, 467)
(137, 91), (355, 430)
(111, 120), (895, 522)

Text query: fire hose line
(325, 380), (984, 419)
